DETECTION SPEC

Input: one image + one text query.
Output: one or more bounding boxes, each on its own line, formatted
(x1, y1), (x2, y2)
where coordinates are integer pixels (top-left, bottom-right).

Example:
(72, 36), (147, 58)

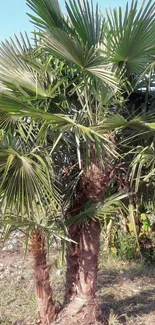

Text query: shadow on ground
(97, 261), (155, 324)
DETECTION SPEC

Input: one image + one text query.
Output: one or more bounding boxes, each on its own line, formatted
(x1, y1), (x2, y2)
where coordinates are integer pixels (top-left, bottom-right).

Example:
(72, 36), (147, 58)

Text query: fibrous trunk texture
(31, 230), (56, 325)
(66, 220), (101, 300)
(63, 220), (104, 324)
(61, 141), (114, 324)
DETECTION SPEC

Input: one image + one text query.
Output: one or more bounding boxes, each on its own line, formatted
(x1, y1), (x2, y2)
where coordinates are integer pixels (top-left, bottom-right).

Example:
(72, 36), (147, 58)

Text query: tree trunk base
(31, 230), (56, 325)
(54, 298), (107, 325)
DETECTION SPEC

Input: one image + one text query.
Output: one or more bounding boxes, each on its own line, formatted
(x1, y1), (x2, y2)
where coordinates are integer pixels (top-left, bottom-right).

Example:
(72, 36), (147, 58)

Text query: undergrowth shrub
(115, 231), (137, 260)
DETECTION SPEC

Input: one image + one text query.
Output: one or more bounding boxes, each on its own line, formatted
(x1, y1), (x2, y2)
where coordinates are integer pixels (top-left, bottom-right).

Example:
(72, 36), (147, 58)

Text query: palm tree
(0, 34), (68, 325)
(0, 36), (122, 325)
(24, 0), (155, 322)
(0, 0), (155, 323)
(0, 30), (120, 324)
(0, 137), (60, 324)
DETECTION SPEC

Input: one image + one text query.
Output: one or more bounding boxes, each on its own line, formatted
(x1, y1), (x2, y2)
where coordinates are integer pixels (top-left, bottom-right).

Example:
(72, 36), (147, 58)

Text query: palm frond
(0, 93), (120, 156)
(65, 191), (128, 226)
(0, 144), (59, 218)
(26, 0), (119, 90)
(105, 0), (155, 76)
(26, 0), (63, 30)
(0, 33), (59, 98)
(66, 0), (105, 47)
(130, 146), (155, 191)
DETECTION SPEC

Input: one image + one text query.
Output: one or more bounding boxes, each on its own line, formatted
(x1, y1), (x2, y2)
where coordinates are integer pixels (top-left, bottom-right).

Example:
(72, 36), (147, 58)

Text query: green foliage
(140, 213), (151, 232)
(105, 0), (155, 78)
(115, 231), (138, 261)
(1, 3), (155, 324)
(27, 0), (119, 89)
(0, 0), (155, 264)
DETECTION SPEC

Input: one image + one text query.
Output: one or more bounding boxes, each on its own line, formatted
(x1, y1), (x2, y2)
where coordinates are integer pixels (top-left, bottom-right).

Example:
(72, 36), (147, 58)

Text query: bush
(115, 231), (138, 260)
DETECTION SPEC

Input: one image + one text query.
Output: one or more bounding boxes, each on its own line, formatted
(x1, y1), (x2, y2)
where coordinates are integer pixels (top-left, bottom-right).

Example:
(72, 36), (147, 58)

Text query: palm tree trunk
(65, 222), (80, 302)
(65, 220), (103, 324)
(63, 147), (112, 323)
(77, 220), (101, 299)
(31, 230), (56, 325)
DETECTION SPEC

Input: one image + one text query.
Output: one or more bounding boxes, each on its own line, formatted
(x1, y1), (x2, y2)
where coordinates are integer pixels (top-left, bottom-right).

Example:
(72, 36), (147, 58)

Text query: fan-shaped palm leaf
(65, 191), (128, 226)
(0, 33), (62, 99)
(105, 0), (155, 77)
(27, 0), (63, 30)
(0, 142), (59, 218)
(26, 0), (119, 90)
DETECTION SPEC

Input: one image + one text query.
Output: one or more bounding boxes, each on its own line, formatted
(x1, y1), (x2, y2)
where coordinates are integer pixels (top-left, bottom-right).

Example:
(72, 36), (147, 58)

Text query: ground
(0, 232), (155, 325)
(98, 260), (155, 325)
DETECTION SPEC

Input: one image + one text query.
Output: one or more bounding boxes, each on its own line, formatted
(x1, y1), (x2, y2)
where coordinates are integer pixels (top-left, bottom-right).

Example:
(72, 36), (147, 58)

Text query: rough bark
(62, 141), (114, 324)
(77, 220), (101, 299)
(65, 222), (80, 302)
(65, 159), (108, 303)
(63, 220), (104, 325)
(31, 230), (56, 325)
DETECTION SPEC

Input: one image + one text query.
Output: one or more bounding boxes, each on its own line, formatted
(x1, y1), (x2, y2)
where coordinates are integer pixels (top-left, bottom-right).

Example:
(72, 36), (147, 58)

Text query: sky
(0, 0), (134, 41)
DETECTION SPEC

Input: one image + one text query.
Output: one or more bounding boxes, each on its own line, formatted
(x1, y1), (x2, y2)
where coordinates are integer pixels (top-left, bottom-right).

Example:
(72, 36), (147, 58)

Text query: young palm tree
(0, 137), (60, 324)
(24, 1), (155, 322)
(0, 35), (68, 325)
(0, 36), (121, 325)
(0, 0), (155, 323)
(0, 30), (120, 324)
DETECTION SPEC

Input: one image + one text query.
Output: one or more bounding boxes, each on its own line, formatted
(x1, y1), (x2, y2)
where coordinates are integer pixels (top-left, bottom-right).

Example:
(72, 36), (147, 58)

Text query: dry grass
(0, 278), (36, 325)
(0, 239), (65, 325)
(108, 311), (122, 325)
(98, 257), (155, 325)
(0, 240), (155, 325)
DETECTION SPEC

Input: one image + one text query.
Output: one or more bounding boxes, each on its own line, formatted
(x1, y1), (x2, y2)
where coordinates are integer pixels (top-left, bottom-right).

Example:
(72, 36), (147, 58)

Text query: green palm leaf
(65, 191), (128, 226)
(0, 33), (61, 99)
(105, 0), (155, 76)
(0, 144), (59, 218)
(27, 0), (63, 30)
(26, 0), (119, 90)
